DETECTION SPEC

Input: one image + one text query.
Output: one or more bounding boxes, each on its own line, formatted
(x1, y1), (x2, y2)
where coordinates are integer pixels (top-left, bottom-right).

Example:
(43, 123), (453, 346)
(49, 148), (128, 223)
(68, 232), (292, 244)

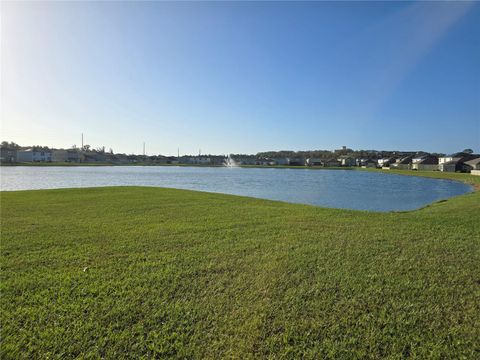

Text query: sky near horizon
(1, 1), (479, 155)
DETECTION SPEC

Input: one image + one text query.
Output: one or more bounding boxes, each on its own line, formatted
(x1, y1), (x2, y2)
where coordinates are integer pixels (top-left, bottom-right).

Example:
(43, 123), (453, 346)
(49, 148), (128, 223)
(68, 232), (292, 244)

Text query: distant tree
(82, 145), (91, 151)
(1, 141), (20, 149)
(462, 148), (474, 154)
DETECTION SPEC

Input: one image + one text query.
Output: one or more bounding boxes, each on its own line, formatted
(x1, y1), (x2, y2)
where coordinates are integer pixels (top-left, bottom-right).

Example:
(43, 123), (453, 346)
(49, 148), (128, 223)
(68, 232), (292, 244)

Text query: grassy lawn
(1, 172), (479, 358)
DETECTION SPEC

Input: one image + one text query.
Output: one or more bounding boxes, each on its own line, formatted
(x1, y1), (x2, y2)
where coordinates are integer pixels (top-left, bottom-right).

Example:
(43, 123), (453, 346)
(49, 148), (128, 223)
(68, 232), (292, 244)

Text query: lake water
(0, 166), (472, 212)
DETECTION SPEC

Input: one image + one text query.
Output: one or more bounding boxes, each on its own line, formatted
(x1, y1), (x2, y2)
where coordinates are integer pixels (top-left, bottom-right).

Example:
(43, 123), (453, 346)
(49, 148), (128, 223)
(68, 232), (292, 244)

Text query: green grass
(1, 172), (479, 358)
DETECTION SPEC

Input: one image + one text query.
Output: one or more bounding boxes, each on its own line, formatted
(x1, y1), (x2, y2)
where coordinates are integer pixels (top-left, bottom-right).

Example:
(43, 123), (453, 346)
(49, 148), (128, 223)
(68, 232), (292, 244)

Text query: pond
(0, 166), (472, 212)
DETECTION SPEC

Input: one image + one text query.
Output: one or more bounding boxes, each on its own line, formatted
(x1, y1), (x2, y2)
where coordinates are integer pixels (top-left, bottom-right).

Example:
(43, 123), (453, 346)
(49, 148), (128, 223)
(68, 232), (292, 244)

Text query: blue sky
(1, 1), (479, 155)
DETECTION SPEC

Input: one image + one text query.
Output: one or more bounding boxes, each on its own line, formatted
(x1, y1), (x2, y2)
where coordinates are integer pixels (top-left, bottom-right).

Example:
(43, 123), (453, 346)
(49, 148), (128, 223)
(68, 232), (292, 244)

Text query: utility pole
(199, 148), (201, 156)
(81, 133), (84, 149)
(177, 147), (180, 159)
(143, 142), (145, 156)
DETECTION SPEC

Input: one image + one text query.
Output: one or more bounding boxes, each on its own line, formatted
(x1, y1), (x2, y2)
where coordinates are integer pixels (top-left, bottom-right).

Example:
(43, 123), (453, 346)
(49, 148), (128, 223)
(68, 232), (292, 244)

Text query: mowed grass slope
(1, 176), (480, 358)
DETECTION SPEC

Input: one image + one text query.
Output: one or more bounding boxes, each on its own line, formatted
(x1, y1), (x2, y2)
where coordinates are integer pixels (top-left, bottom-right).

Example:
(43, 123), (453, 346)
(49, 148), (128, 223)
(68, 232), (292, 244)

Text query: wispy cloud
(358, 1), (475, 117)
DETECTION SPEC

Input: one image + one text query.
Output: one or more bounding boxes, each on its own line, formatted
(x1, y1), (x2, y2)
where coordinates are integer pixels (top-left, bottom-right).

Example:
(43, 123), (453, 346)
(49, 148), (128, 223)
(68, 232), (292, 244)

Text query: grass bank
(1, 173), (479, 358)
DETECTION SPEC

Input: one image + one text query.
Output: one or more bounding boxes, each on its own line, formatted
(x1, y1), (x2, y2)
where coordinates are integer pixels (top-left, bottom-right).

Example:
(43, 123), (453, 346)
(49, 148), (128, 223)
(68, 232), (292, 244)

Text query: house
(323, 158), (341, 167)
(361, 159), (377, 168)
(337, 156), (356, 167)
(255, 158), (275, 166)
(464, 157), (480, 176)
(16, 149), (52, 162)
(411, 155), (438, 171)
(390, 156), (413, 170)
(272, 158), (289, 166)
(179, 156), (211, 165)
(438, 152), (471, 165)
(287, 158), (305, 166)
(52, 149), (68, 162)
(165, 156), (179, 164)
(356, 158), (367, 167)
(438, 153), (480, 172)
(306, 158), (323, 166)
(83, 151), (106, 162)
(464, 157), (480, 170)
(52, 149), (80, 162)
(377, 157), (397, 168)
(439, 160), (465, 172)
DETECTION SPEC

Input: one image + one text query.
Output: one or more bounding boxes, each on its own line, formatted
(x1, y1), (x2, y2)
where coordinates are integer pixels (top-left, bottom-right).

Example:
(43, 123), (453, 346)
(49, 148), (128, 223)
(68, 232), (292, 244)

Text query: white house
(438, 152), (472, 165)
(438, 153), (480, 172)
(17, 149), (52, 162)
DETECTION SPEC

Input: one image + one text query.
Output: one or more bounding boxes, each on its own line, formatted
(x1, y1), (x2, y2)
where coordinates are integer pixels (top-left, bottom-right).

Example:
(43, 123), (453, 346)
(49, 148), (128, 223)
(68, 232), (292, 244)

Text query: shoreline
(2, 162), (478, 187)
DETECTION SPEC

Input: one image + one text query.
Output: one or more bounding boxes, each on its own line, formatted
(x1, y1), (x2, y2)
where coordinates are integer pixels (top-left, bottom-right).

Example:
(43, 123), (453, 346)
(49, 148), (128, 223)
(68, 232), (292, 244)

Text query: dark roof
(442, 160), (463, 165)
(396, 156), (413, 164)
(418, 156), (438, 165)
(464, 157), (480, 166)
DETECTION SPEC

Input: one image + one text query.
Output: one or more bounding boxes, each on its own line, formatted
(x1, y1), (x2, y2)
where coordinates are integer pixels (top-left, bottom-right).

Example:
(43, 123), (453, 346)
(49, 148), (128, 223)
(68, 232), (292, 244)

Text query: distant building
(17, 149), (52, 162)
(439, 160), (464, 172)
(49, 149), (80, 163)
(179, 156), (212, 165)
(390, 156), (413, 170)
(411, 155), (439, 171)
(272, 158), (289, 166)
(232, 156), (256, 165)
(464, 157), (480, 176)
(438, 152), (477, 164)
(377, 157), (396, 168)
(52, 149), (68, 162)
(464, 157), (480, 171)
(361, 159), (377, 168)
(254, 158), (272, 166)
(287, 158), (305, 166)
(306, 158), (323, 166)
(166, 156), (179, 164)
(438, 152), (479, 172)
(83, 152), (106, 162)
(337, 156), (356, 167)
(323, 158), (341, 167)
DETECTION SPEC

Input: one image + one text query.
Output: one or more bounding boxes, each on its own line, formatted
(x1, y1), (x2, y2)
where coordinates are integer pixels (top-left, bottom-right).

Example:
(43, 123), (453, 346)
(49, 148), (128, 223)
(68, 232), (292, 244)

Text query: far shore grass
(1, 170), (479, 358)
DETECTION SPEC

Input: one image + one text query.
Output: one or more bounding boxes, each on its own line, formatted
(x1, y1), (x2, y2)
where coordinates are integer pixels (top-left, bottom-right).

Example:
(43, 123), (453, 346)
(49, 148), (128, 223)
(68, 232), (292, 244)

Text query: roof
(441, 160), (462, 165)
(464, 157), (480, 166)
(418, 156), (438, 165)
(396, 156), (413, 164)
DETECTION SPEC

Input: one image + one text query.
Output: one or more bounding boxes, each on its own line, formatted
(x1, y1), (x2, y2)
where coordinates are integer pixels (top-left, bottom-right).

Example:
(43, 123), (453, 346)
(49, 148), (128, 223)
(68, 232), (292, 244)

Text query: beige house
(390, 156), (412, 170)
(411, 156), (438, 171)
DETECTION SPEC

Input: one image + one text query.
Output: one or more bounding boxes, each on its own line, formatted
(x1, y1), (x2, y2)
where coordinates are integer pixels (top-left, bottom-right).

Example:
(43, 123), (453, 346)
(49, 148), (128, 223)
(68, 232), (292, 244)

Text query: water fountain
(224, 154), (239, 168)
